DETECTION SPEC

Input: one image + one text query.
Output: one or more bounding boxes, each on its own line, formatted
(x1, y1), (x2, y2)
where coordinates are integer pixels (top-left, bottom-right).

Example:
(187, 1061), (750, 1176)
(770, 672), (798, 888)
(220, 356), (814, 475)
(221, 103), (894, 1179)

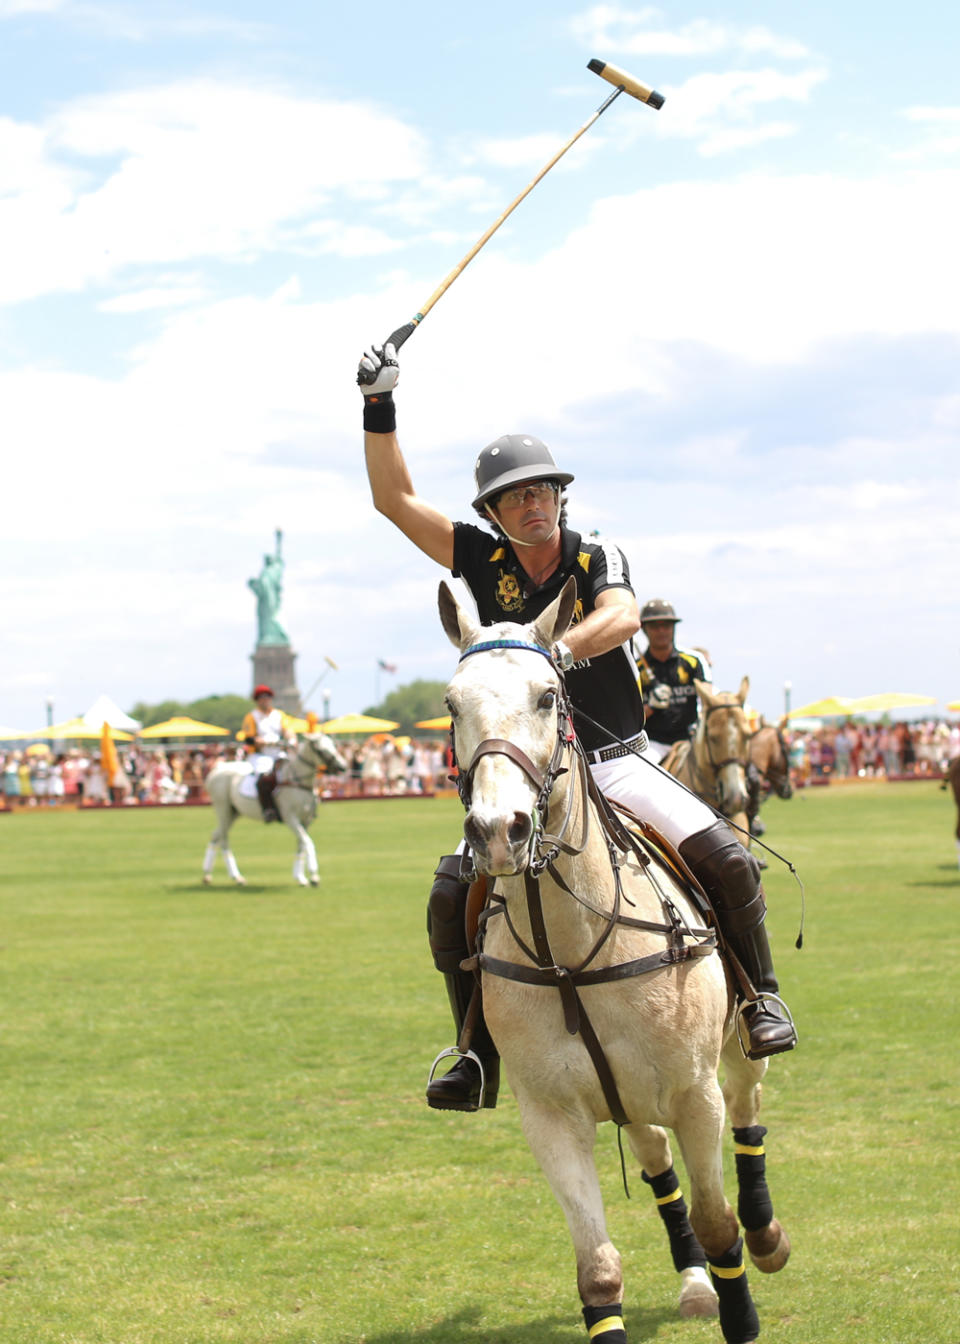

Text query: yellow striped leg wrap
(582, 1302), (626, 1342)
(655, 1187), (683, 1205)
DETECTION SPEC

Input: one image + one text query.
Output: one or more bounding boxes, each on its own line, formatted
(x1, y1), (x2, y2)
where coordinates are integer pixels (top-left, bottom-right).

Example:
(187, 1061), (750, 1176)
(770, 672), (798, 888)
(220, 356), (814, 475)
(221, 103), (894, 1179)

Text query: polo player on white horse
(240, 684), (296, 822)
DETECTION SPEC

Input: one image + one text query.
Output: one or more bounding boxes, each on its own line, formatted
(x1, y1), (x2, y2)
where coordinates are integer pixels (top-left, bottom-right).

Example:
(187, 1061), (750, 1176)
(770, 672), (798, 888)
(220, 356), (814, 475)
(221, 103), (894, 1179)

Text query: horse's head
(301, 732), (348, 775)
(755, 716), (793, 799)
(439, 577), (578, 877)
(695, 675), (751, 816)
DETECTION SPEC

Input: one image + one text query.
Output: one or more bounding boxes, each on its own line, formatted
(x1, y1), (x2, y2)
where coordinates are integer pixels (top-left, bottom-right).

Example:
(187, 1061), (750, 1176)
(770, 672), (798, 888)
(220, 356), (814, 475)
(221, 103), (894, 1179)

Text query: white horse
(439, 579), (788, 1344)
(202, 733), (347, 887)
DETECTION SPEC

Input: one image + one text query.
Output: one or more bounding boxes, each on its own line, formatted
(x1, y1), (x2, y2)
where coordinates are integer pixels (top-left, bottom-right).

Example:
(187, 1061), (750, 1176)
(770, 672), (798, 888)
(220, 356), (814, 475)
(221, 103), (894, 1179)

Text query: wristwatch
(553, 640), (575, 672)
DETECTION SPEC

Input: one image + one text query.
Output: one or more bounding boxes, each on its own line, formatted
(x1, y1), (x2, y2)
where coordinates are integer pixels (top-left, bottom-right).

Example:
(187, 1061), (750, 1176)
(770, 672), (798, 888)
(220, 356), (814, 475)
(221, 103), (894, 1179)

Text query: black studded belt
(584, 732), (648, 765)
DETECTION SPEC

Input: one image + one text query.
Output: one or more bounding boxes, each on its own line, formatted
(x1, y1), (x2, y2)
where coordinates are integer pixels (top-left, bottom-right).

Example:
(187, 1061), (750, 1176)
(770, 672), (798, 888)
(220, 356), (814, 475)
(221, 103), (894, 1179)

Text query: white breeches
(589, 748), (716, 850)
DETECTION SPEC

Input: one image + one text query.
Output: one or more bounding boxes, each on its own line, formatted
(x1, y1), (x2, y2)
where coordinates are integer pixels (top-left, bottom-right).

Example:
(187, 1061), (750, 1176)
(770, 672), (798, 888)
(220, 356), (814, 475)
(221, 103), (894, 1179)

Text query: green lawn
(2, 783), (958, 1343)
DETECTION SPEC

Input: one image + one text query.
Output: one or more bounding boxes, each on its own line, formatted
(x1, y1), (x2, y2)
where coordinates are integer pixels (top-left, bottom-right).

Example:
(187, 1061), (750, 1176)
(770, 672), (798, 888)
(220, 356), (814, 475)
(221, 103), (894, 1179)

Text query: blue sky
(1, 0), (958, 728)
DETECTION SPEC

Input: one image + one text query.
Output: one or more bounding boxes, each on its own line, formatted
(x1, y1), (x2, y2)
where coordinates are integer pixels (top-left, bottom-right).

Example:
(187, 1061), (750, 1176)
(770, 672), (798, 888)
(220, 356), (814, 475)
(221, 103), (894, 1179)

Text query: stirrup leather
(734, 992), (797, 1060)
(426, 1046), (488, 1109)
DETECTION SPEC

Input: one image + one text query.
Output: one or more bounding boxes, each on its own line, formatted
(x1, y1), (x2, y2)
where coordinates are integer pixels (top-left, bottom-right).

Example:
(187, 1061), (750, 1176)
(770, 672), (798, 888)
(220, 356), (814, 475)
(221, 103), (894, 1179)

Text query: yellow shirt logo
(496, 570), (525, 613)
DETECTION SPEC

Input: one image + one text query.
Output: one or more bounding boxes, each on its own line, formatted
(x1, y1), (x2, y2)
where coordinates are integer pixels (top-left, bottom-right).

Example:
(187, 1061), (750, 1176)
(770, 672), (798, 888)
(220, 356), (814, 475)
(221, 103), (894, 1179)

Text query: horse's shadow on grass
(906, 867), (959, 887)
(336, 1302), (678, 1344)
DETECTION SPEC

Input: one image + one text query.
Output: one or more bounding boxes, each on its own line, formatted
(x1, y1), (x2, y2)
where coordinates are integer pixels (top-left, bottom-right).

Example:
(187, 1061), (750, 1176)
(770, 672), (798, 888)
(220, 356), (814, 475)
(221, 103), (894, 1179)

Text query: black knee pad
(426, 854), (470, 972)
(680, 822), (763, 924)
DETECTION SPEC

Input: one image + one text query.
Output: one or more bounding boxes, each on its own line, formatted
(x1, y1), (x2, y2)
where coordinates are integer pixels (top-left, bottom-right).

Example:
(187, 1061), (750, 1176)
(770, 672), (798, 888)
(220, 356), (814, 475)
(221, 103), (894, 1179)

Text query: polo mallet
(357, 59), (663, 382)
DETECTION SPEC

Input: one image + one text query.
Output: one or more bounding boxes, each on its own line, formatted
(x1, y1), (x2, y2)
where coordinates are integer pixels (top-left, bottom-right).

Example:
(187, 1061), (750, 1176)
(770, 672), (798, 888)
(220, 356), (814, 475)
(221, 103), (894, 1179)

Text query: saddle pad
(238, 773), (259, 800)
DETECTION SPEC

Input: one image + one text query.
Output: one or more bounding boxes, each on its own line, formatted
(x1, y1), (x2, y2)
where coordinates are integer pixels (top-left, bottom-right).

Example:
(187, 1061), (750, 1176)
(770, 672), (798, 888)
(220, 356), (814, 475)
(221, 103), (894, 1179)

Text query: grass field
(2, 782), (958, 1344)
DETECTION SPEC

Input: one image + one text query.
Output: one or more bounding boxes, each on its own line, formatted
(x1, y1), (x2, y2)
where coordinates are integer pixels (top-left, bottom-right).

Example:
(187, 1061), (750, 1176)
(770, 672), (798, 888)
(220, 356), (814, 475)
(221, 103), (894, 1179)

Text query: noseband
(701, 700), (749, 773)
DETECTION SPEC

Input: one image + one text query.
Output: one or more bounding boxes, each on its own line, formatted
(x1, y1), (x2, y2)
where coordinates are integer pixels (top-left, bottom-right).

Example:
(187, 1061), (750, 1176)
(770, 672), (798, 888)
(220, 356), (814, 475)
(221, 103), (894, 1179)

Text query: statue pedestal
(251, 645), (304, 717)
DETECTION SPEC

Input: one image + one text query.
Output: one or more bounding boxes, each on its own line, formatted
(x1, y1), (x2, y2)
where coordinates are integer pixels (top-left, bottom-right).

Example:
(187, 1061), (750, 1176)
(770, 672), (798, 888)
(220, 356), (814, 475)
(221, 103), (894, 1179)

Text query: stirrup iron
(734, 991), (797, 1060)
(426, 1046), (488, 1109)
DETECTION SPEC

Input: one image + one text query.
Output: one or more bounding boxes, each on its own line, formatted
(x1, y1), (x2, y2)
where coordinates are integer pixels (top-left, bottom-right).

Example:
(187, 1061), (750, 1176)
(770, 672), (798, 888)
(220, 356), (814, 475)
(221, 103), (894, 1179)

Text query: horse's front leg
(673, 1080), (760, 1344)
(514, 1095), (626, 1342)
(721, 1039), (790, 1273)
(625, 1124), (717, 1318)
(287, 818), (310, 886)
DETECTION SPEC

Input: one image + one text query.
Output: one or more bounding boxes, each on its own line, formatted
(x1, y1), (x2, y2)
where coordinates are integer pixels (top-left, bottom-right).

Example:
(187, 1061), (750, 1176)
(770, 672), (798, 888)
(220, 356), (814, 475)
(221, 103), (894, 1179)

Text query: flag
(100, 721), (120, 789)
(378, 659), (397, 674)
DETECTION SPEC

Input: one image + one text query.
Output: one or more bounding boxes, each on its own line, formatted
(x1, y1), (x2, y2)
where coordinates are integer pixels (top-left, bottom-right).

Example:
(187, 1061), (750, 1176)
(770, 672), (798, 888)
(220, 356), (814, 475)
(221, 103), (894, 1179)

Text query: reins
(454, 644), (718, 1127)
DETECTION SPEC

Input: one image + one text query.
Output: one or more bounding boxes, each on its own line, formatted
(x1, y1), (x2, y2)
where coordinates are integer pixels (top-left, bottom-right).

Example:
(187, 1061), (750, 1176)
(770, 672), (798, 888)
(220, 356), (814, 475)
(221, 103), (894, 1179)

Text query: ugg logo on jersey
(496, 570), (524, 613)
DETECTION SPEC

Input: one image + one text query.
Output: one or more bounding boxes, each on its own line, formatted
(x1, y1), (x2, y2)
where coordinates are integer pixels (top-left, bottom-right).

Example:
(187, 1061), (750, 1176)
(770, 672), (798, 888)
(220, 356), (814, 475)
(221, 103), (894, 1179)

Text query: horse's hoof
(678, 1266), (718, 1317)
(746, 1220), (790, 1273)
(309, 876), (320, 886)
(234, 877), (247, 887)
(202, 874), (212, 885)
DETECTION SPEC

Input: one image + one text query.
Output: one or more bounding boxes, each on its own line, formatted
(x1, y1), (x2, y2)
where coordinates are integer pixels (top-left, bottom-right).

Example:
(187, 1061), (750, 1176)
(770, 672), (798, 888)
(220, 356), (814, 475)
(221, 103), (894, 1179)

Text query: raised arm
(359, 344), (455, 570)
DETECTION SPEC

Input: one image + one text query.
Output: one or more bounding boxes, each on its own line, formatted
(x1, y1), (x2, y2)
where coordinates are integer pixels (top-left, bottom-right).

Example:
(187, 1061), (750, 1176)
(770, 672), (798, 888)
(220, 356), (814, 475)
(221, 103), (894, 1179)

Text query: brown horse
(948, 755), (960, 868)
(663, 678), (752, 840)
(746, 717), (793, 839)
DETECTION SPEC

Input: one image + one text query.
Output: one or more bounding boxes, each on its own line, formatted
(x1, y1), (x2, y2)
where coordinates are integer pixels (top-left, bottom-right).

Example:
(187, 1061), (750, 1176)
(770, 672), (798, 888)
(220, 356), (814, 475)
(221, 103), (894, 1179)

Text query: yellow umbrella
(25, 742), (51, 756)
(787, 697), (856, 719)
(32, 716), (134, 741)
(947, 701), (960, 712)
(848, 693), (937, 713)
(414, 715), (453, 730)
(138, 716), (229, 738)
(321, 713), (400, 734)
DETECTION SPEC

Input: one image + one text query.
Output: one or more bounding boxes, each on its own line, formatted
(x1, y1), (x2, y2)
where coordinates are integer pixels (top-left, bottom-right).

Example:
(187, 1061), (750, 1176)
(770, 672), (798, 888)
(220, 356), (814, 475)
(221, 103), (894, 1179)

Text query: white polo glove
(357, 342), (399, 396)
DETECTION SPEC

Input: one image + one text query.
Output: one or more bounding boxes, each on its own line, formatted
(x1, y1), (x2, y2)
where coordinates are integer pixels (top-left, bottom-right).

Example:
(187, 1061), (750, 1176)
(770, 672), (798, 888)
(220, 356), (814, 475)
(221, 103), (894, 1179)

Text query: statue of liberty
(249, 529), (290, 646)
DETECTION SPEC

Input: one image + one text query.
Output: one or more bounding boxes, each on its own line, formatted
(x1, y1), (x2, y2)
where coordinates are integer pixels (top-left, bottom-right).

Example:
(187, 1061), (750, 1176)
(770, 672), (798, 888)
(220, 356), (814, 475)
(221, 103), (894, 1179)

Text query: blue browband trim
(460, 639), (553, 664)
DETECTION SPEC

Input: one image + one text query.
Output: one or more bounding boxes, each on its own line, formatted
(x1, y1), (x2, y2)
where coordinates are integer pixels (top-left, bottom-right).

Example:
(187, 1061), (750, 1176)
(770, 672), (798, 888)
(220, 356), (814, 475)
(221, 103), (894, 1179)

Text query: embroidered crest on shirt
(496, 569), (525, 613)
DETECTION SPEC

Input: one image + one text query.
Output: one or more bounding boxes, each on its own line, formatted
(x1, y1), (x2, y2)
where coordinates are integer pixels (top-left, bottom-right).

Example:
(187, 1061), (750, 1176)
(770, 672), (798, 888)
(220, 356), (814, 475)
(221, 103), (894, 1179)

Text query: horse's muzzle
(464, 808), (533, 876)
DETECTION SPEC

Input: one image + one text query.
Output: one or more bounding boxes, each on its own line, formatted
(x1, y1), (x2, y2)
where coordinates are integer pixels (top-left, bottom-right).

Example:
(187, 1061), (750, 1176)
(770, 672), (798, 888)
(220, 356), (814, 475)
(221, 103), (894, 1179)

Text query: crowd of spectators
(0, 734), (454, 809)
(786, 719), (959, 785)
(2, 719), (956, 810)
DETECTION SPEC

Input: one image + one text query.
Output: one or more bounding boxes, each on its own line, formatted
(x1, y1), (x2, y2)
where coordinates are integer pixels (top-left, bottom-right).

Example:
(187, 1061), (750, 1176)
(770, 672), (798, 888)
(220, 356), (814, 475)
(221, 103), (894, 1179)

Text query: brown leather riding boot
(679, 821), (797, 1059)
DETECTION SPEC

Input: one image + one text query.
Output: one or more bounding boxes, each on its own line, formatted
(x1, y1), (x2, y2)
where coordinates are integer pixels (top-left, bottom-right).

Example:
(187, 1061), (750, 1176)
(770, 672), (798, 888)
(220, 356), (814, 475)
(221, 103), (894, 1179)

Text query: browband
(459, 639), (554, 664)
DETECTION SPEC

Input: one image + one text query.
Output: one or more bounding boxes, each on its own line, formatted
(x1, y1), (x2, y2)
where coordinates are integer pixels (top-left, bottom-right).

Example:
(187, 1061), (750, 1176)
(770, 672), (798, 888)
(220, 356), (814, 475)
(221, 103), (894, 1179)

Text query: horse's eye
(538, 690), (556, 711)
(445, 700), (459, 721)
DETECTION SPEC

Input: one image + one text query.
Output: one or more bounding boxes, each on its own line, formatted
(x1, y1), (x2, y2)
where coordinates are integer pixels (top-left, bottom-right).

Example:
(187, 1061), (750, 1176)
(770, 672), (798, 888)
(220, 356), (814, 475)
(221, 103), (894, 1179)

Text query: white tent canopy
(81, 694), (142, 732)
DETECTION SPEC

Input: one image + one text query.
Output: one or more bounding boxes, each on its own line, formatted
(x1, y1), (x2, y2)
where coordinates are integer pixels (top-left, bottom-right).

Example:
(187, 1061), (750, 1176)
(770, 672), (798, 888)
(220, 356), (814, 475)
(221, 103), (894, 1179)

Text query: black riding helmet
(471, 434), (575, 514)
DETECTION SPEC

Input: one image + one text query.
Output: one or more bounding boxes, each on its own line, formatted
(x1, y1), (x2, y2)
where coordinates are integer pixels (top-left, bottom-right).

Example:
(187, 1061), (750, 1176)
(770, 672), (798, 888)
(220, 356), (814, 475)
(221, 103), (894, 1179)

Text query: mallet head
(588, 58), (664, 110)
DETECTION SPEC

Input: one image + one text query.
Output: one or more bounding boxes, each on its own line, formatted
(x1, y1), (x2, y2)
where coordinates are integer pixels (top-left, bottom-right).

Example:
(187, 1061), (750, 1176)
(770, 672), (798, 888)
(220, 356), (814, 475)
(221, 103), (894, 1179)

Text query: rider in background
(635, 600), (712, 764)
(241, 684), (296, 822)
(358, 341), (798, 1113)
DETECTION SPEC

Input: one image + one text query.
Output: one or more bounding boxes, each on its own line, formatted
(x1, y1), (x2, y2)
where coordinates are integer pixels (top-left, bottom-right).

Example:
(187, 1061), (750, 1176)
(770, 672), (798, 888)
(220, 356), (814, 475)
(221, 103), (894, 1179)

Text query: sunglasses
(496, 480), (560, 509)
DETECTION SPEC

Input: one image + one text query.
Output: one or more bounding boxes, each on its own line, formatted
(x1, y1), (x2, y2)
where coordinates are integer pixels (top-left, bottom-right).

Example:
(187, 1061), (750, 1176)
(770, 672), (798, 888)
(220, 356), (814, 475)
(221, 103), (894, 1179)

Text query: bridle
(686, 699), (750, 815)
(452, 639), (587, 874)
(280, 736), (343, 792)
(449, 636), (717, 1127)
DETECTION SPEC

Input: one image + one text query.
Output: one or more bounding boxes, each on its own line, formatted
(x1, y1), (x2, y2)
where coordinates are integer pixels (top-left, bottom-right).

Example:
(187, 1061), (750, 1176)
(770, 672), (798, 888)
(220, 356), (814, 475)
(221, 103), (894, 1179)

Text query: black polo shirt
(636, 646), (709, 745)
(451, 522), (644, 752)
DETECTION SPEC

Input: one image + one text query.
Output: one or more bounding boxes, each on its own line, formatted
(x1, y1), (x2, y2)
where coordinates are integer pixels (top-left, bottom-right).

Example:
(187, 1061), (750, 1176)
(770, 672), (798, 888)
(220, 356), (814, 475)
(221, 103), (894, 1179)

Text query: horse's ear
(438, 581), (479, 650)
(777, 714), (789, 732)
(694, 678), (715, 705)
(531, 575), (578, 649)
(737, 676), (750, 705)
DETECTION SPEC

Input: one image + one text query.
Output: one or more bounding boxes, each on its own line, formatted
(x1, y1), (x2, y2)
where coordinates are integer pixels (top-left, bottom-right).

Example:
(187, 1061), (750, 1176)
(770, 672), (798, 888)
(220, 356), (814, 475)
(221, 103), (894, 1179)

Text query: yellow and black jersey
(452, 522), (644, 753)
(636, 646), (709, 746)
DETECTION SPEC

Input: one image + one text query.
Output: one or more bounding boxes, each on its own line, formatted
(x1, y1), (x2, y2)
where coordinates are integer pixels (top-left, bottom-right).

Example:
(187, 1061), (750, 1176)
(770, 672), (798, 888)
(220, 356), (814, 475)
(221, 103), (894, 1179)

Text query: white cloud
(659, 67), (827, 141)
(696, 121), (795, 157)
(569, 7), (811, 61)
(0, 82), (429, 303)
